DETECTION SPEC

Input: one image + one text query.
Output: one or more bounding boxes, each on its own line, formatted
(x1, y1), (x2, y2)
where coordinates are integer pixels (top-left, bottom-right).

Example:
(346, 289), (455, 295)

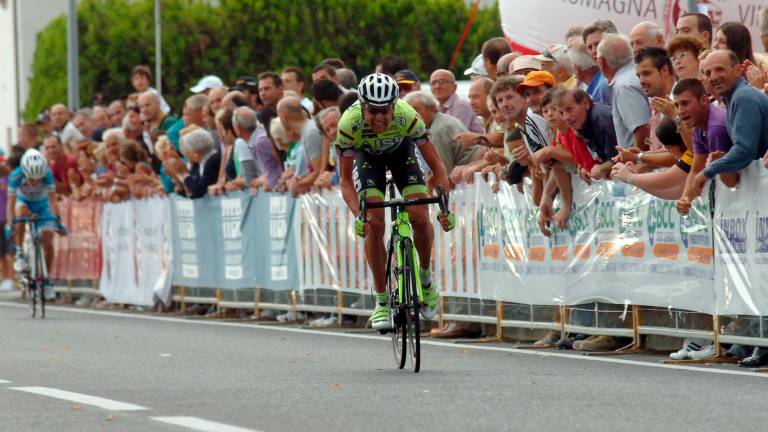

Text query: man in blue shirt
(689, 50), (768, 197)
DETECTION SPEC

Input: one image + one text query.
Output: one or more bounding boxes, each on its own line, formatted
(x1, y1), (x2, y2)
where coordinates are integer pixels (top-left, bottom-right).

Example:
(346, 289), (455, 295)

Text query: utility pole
(66, 0), (79, 109)
(155, 0), (162, 94)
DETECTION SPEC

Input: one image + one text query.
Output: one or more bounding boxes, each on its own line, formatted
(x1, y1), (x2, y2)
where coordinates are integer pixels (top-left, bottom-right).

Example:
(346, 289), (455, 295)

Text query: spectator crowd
(4, 9), (768, 363)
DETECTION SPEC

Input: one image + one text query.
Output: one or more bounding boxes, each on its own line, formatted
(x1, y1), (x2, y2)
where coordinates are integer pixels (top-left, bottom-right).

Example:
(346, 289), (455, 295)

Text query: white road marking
(2, 301), (767, 380)
(152, 416), (260, 432)
(9, 386), (148, 411)
(0, 379), (11, 384)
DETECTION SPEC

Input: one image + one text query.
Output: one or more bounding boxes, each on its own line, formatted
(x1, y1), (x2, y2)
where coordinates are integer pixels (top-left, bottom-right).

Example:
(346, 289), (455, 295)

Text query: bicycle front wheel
(401, 238), (420, 373)
(388, 244), (407, 369)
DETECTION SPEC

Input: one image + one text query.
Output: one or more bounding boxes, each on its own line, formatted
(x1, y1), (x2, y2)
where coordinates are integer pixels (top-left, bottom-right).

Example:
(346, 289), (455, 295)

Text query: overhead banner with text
(500, 1), (764, 54)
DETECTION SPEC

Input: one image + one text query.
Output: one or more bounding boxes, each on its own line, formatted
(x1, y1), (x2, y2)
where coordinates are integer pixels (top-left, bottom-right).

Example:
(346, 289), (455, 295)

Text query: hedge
(24, 0), (501, 121)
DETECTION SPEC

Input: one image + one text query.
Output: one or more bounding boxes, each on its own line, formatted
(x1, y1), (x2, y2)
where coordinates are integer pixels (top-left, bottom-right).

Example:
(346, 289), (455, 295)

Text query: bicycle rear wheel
(402, 238), (420, 373)
(388, 245), (407, 369)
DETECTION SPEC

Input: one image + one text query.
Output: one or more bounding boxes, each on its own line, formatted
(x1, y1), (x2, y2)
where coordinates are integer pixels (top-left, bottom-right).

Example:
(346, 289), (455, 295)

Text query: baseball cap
(463, 54), (488, 77)
(534, 44), (569, 65)
(510, 55), (543, 75)
(190, 75), (224, 93)
(394, 69), (419, 85)
(516, 71), (556, 93)
(231, 75), (258, 92)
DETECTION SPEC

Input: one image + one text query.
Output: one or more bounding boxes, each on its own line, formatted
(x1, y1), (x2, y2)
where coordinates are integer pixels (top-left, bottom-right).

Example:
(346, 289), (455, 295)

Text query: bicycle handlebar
(358, 186), (451, 222)
(12, 216), (61, 225)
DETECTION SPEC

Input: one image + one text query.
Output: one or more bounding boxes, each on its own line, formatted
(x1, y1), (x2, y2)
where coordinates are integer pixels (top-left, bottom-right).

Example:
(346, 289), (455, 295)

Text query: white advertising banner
(100, 198), (172, 306)
(500, 0), (764, 54)
(714, 160), (768, 315)
(477, 176), (715, 312)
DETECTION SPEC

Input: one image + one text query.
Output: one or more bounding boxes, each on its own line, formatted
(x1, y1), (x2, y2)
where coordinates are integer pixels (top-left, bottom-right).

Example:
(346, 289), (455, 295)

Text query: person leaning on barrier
(611, 117), (694, 200)
(166, 129), (221, 199)
(226, 106), (264, 193)
(556, 88), (618, 180)
(687, 50), (768, 201)
(673, 78), (736, 216)
(596, 33), (651, 150)
(278, 96), (324, 196)
(313, 106), (341, 190)
(405, 91), (485, 178)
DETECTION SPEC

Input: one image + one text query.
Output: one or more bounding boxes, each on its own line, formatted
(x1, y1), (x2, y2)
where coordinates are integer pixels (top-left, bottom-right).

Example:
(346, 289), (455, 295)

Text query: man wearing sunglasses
(336, 73), (454, 331)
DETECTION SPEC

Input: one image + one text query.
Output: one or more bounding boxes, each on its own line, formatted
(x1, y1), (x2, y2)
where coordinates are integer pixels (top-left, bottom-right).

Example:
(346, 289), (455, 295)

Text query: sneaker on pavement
(669, 338), (704, 360)
(574, 335), (619, 352)
(370, 303), (393, 331)
(276, 310), (306, 322)
(688, 343), (716, 360)
(420, 284), (439, 320)
(534, 331), (561, 347)
(75, 295), (93, 307)
(13, 253), (27, 273)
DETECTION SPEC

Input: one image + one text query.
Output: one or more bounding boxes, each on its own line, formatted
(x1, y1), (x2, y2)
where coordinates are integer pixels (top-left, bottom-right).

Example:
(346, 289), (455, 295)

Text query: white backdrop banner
(299, 178), (716, 313)
(100, 198), (173, 306)
(500, 0), (764, 54)
(714, 160), (768, 315)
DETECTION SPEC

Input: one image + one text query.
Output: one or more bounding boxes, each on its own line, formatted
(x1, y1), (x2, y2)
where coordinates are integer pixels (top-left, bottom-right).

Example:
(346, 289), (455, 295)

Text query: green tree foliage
(24, 0), (501, 120)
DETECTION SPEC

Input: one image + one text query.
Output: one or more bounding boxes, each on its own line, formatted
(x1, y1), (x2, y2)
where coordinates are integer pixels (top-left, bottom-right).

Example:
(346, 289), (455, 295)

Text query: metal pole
(155, 0), (162, 94)
(66, 0), (79, 109)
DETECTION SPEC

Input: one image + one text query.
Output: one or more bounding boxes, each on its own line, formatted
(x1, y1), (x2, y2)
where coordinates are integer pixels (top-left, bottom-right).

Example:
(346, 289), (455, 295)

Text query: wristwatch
(635, 152), (645, 164)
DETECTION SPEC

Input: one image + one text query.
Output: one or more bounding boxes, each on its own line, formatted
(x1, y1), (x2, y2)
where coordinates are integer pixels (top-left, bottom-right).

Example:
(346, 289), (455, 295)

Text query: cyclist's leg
(13, 202), (30, 272)
(388, 140), (434, 274)
(354, 150), (392, 329)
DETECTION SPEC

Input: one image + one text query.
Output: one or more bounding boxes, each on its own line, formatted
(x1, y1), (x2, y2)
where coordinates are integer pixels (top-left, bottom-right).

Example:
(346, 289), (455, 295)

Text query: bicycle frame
(13, 216), (56, 319)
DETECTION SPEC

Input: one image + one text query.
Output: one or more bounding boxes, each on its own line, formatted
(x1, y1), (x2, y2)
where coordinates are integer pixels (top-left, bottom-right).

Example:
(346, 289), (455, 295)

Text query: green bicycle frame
(394, 210), (422, 304)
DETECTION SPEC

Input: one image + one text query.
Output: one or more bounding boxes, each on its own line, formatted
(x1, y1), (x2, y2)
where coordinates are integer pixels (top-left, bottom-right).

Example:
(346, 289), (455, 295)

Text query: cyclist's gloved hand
(438, 212), (455, 232)
(355, 219), (367, 238)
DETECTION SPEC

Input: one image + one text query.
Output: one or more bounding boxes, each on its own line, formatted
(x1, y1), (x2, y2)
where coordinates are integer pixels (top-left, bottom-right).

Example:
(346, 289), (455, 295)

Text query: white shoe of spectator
(276, 310), (306, 322)
(669, 338), (704, 360)
(309, 314), (332, 327)
(0, 279), (14, 292)
(688, 343), (716, 360)
(75, 295), (93, 307)
(259, 309), (278, 319)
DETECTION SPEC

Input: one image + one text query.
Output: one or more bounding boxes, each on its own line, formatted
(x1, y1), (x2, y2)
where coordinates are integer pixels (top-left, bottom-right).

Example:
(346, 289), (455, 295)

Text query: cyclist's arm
(338, 155), (359, 215)
(48, 191), (60, 218)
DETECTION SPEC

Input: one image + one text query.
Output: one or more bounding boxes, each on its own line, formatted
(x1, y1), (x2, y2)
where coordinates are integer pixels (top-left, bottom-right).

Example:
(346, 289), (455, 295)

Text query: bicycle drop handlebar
(358, 186), (451, 223)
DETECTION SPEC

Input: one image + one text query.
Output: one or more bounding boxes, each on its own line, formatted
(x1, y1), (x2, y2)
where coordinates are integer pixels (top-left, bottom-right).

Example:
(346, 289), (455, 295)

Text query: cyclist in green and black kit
(336, 73), (454, 331)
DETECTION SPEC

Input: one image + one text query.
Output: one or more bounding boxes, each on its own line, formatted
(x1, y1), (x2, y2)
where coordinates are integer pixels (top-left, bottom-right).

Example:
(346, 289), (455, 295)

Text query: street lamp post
(66, 0), (79, 110)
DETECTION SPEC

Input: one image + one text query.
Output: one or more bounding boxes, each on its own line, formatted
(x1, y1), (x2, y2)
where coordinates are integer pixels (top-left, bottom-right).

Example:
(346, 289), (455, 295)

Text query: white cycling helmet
(20, 149), (48, 180)
(358, 73), (399, 107)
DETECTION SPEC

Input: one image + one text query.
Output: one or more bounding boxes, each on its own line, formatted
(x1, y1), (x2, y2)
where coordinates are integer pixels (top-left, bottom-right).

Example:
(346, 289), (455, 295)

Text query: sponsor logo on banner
(647, 199), (680, 260)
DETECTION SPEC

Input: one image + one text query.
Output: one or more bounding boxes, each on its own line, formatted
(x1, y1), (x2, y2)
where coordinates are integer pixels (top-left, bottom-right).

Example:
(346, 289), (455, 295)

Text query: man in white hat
(190, 75), (225, 95)
(464, 54), (488, 81)
(509, 55), (542, 76)
(534, 44), (578, 88)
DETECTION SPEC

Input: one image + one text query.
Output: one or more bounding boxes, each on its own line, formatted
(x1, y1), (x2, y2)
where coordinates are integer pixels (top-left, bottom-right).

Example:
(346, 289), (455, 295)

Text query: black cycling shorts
(352, 138), (427, 200)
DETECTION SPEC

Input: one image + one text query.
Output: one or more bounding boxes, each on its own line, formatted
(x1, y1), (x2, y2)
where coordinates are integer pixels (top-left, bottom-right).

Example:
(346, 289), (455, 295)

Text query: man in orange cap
(515, 71), (556, 116)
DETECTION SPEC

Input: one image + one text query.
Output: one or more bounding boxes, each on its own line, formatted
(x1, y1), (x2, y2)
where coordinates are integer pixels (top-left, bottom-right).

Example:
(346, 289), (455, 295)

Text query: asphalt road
(1, 299), (767, 432)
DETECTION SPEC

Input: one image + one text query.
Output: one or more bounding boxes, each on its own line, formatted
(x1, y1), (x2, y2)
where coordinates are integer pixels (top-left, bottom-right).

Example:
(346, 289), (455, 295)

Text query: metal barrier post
(180, 286), (186, 314)
(253, 288), (261, 320)
(462, 300), (503, 344)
